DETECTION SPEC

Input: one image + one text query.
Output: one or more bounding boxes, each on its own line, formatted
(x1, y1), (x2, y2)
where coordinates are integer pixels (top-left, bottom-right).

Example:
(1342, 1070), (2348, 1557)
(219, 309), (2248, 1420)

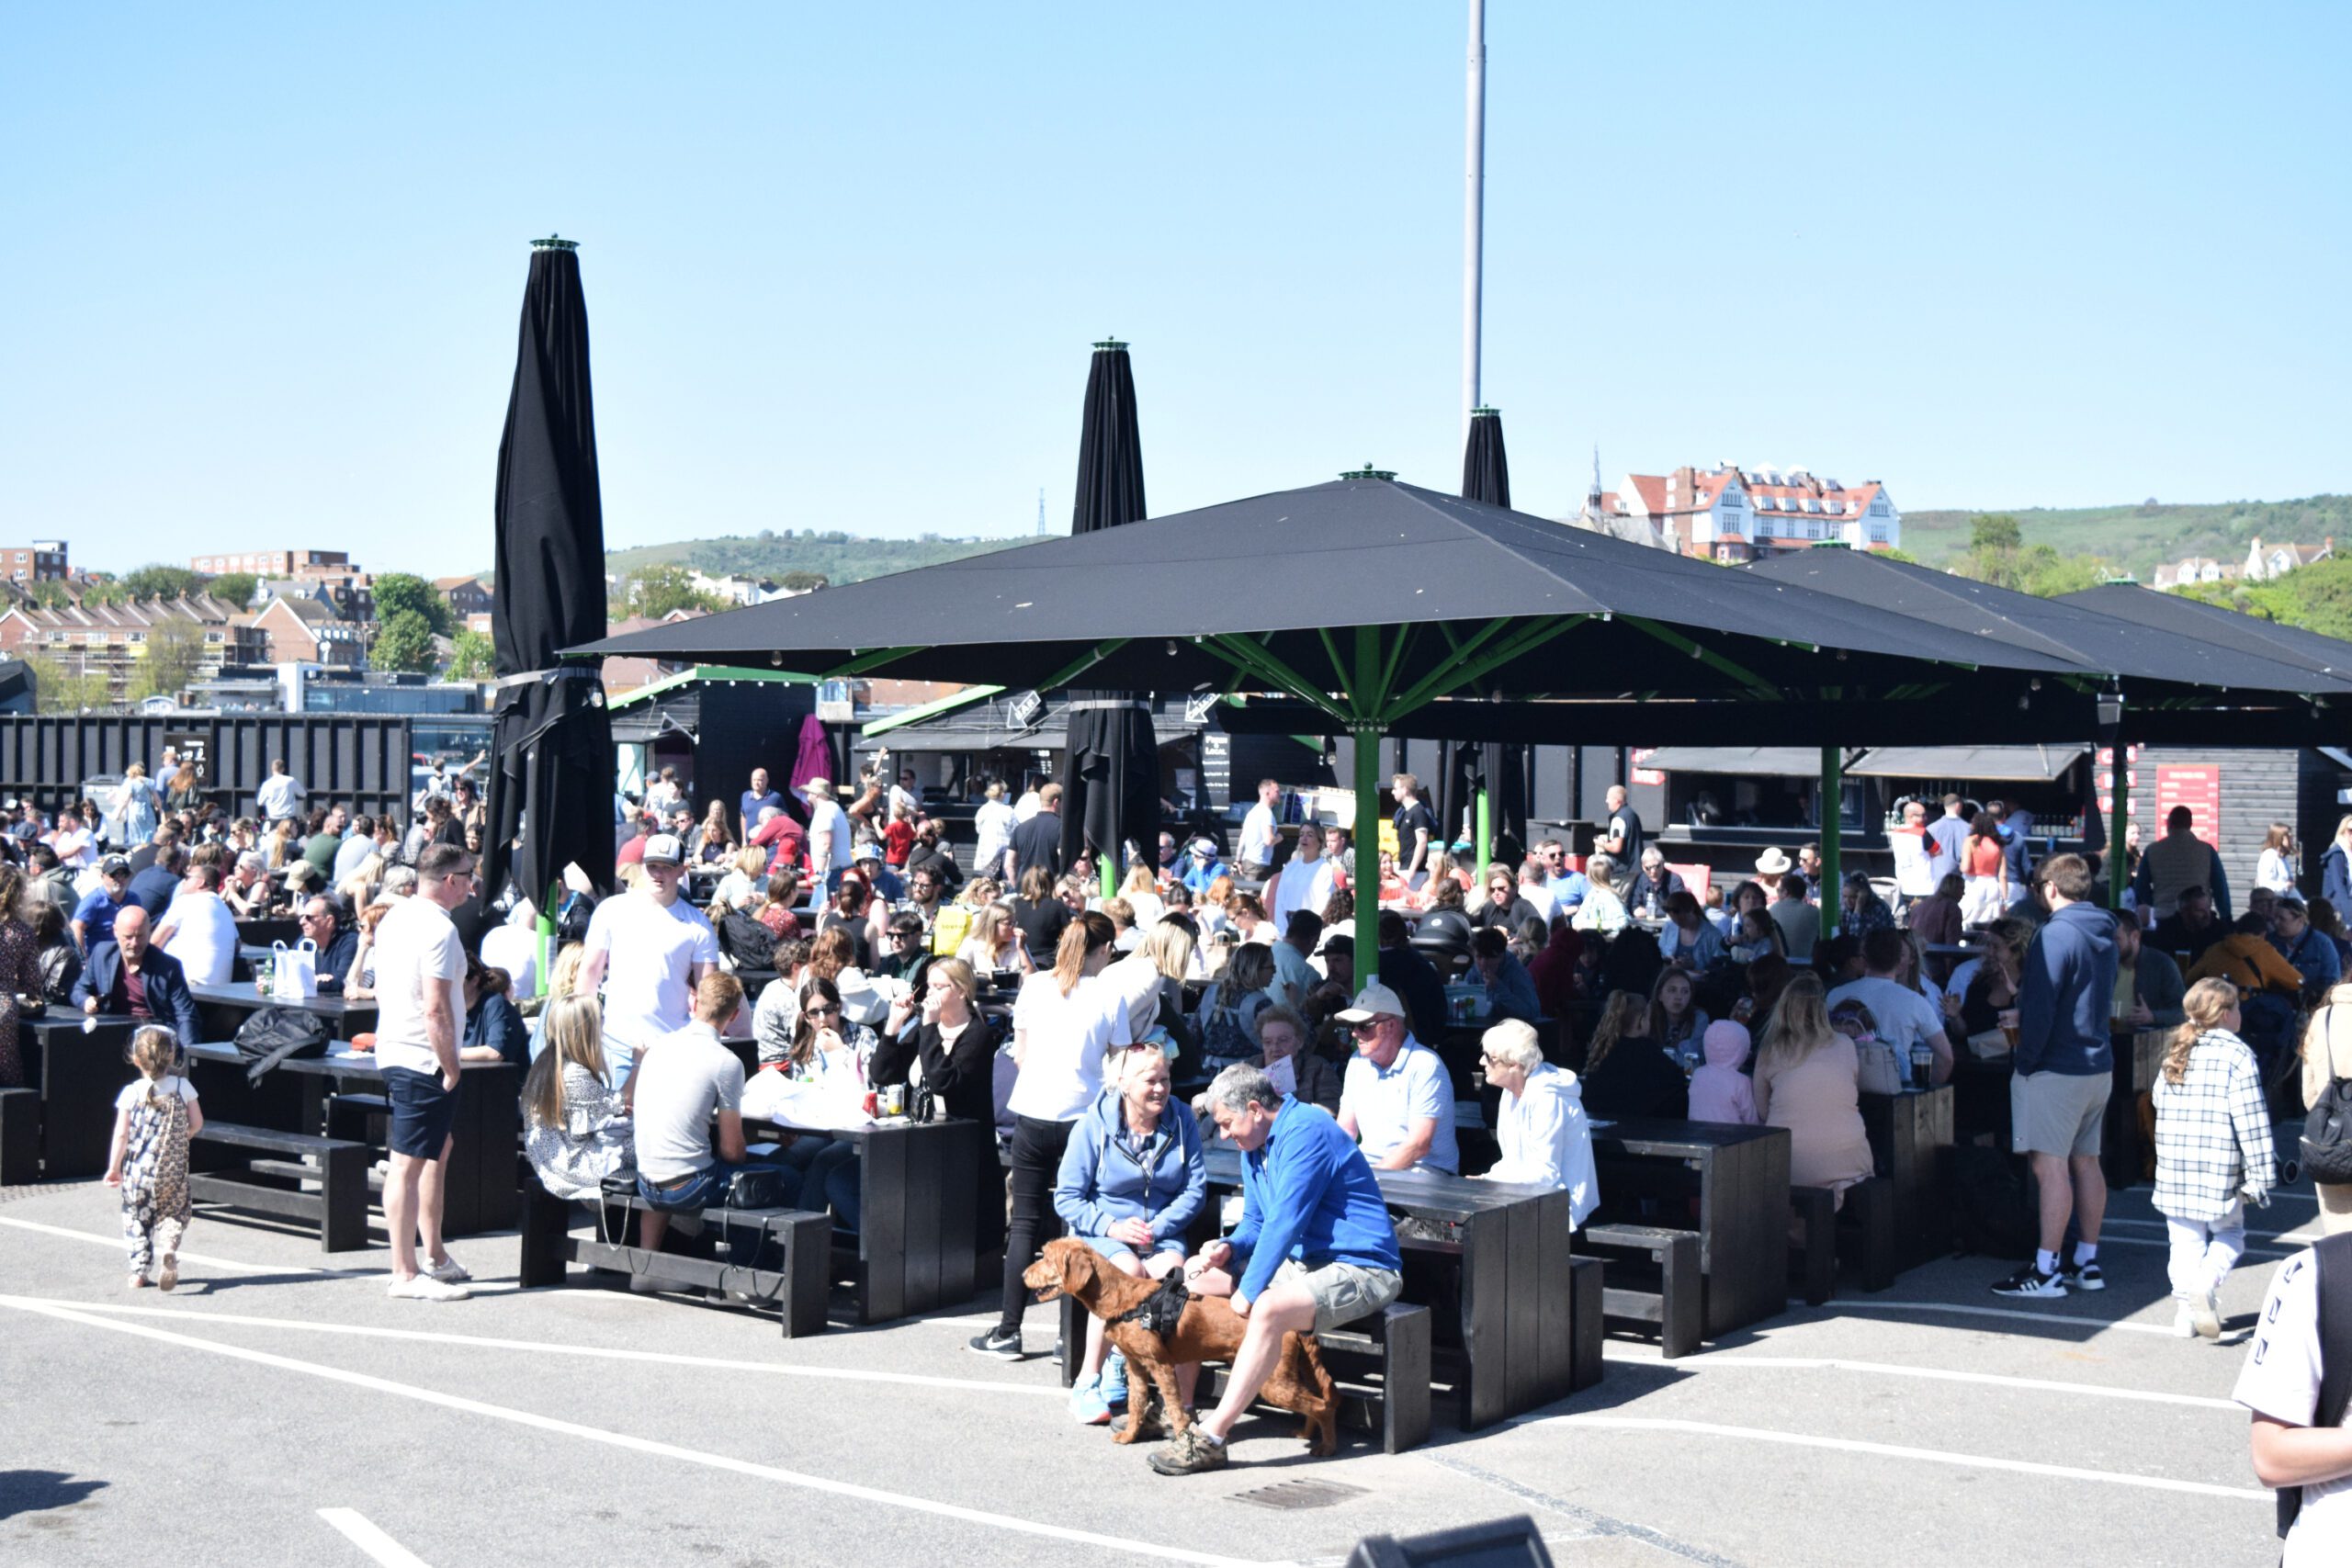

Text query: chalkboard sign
(1200, 729), (1231, 807)
(164, 730), (210, 786)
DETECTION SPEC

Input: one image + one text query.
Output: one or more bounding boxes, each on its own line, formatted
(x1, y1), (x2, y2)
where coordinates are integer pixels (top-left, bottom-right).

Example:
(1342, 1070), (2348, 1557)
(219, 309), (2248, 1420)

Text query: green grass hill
(605, 530), (1031, 589)
(1903, 495), (2352, 580)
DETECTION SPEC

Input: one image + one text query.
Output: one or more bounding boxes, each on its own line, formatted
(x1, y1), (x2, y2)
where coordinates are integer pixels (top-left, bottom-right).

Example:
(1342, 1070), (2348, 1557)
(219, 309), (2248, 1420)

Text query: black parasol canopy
(1444, 406), (1526, 860)
(483, 237), (615, 911)
(1057, 340), (1159, 886)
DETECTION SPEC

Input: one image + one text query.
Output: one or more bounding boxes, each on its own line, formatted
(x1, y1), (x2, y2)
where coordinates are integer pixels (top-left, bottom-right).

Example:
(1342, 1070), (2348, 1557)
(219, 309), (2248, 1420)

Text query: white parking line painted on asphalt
(1800, 1298), (2186, 1336)
(1500, 1414), (2267, 1501)
(319, 1507), (433, 1567)
(50, 1298), (1065, 1398)
(2072, 1231), (2293, 1259)
(1596, 1348), (2242, 1410)
(0, 1213), (373, 1277)
(0, 1296), (1279, 1568)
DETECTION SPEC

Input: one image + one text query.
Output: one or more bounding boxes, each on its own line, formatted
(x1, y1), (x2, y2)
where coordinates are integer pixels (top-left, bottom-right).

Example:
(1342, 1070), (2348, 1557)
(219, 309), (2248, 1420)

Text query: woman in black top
(1576, 988), (1689, 1120)
(873, 956), (1003, 1251)
(1466, 865), (1540, 936)
(1008, 864), (1071, 959)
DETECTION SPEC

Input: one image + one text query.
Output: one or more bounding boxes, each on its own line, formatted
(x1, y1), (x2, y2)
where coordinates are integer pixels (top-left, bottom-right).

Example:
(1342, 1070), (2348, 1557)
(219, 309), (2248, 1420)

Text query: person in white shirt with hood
(1472, 1018), (1598, 1229)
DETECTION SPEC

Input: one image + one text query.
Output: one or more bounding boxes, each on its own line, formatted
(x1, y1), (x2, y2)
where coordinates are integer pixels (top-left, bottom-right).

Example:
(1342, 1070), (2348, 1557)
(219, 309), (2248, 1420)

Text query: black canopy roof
(1746, 549), (2352, 697)
(575, 478), (2093, 699)
(2057, 583), (2352, 684)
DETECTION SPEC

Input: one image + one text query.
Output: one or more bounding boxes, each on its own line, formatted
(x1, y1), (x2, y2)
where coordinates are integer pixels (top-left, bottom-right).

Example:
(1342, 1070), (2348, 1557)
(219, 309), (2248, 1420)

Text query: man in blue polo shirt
(1152, 1063), (1402, 1475)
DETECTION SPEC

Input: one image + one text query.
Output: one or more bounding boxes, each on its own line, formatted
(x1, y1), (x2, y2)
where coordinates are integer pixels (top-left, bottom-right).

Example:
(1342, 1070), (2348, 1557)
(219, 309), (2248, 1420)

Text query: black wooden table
(1948, 1031), (2158, 1191)
(181, 1042), (521, 1236)
(745, 1114), (984, 1325)
(1203, 1145), (1583, 1430)
(188, 980), (377, 1046)
(1860, 1085), (1955, 1268)
(19, 1008), (134, 1179)
(1586, 1118), (1791, 1338)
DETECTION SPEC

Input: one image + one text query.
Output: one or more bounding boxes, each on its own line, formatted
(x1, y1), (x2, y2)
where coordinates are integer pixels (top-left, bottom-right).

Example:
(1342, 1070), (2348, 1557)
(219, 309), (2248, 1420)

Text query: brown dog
(1023, 1236), (1338, 1456)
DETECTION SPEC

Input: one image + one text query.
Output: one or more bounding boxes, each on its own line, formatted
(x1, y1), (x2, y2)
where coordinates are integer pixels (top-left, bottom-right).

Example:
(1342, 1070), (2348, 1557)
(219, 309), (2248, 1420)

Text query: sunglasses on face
(1348, 1021), (1382, 1036)
(805, 1004), (842, 1019)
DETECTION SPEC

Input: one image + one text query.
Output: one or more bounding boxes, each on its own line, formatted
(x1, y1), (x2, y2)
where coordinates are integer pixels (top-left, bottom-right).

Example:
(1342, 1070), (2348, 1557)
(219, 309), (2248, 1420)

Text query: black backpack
(233, 1006), (331, 1085)
(718, 909), (778, 971)
(2278, 1233), (2352, 1538)
(2301, 1011), (2352, 1184)
(1948, 1143), (2037, 1259)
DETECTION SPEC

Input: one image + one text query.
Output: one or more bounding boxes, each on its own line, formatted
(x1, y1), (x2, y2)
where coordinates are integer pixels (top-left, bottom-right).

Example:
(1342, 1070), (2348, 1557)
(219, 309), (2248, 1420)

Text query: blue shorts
(383, 1066), (458, 1160)
(1076, 1233), (1185, 1268)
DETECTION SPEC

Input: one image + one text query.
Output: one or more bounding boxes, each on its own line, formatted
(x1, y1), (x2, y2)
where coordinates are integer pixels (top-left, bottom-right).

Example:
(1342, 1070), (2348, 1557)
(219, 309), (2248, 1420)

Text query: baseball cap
(99, 854), (131, 876)
(803, 777), (834, 798)
(641, 833), (685, 866)
(1334, 981), (1406, 1025)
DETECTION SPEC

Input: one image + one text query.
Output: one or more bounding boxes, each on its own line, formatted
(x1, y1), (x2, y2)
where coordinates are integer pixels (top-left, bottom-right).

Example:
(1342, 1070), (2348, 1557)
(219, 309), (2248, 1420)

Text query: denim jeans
(780, 1135), (863, 1234)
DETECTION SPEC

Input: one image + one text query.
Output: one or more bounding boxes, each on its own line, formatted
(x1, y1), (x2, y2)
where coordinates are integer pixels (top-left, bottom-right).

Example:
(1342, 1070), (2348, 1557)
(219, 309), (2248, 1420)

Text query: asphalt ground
(0, 1174), (2306, 1568)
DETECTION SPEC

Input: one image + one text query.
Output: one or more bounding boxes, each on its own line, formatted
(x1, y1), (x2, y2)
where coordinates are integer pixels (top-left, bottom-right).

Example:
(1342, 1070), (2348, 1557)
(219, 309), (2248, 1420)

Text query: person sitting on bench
(73, 905), (202, 1048)
(1150, 1063), (1403, 1476)
(632, 972), (797, 1255)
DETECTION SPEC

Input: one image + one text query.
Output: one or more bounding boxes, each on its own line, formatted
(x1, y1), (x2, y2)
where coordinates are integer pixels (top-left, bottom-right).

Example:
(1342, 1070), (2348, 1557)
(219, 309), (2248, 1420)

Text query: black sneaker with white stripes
(2061, 1258), (2105, 1292)
(1989, 1264), (2068, 1299)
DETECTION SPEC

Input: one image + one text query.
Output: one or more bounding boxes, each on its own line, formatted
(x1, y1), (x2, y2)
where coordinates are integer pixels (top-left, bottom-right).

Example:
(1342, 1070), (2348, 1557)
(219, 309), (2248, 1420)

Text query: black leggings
(997, 1113), (1075, 1333)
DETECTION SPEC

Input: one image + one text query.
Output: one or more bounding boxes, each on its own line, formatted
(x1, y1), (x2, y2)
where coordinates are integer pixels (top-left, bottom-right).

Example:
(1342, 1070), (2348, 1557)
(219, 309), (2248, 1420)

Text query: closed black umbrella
(484, 237), (615, 934)
(1057, 340), (1159, 893)
(1455, 406), (1526, 868)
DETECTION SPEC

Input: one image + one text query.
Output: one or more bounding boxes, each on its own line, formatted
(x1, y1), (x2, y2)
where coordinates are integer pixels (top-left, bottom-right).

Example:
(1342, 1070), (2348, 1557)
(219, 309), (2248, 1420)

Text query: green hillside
(1904, 495), (2352, 579)
(605, 530), (1033, 589)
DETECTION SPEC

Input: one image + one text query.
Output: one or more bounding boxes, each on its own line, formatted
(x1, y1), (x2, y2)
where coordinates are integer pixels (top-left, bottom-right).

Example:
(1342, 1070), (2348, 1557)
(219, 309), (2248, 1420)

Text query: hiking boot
(1989, 1264), (2066, 1300)
(967, 1326), (1024, 1359)
(2061, 1258), (2105, 1292)
(1147, 1424), (1228, 1477)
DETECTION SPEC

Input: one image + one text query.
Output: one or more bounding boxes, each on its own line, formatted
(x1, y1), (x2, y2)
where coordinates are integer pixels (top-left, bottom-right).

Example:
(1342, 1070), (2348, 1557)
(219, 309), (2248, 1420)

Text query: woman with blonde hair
(1118, 863), (1165, 931)
(521, 994), (634, 1200)
(2321, 815), (2352, 911)
(2153, 977), (2277, 1335)
(1106, 915), (1194, 1041)
(2301, 981), (2352, 1235)
(1572, 854), (1630, 936)
(1753, 973), (1873, 1200)
(714, 844), (769, 911)
(956, 901), (1028, 976)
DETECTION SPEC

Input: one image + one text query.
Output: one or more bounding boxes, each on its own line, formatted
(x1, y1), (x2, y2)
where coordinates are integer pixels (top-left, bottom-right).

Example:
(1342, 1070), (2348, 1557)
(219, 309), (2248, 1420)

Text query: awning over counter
(1847, 745), (2089, 782)
(1641, 747), (1831, 777)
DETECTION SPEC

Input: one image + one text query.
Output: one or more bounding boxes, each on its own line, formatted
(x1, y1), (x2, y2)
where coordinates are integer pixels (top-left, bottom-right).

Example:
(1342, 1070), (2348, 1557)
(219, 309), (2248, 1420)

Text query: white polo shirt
(1340, 1038), (1459, 1174)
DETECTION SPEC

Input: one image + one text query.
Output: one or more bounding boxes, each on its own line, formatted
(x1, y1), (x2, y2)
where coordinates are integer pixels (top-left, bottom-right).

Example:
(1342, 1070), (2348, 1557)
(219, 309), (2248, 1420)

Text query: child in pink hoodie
(1687, 1019), (1758, 1124)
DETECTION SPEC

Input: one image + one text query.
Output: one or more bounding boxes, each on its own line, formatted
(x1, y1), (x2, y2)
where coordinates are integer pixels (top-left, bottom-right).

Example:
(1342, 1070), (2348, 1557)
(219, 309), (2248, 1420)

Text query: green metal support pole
(1352, 626), (1385, 991)
(1476, 788), (1492, 879)
(1102, 848), (1118, 900)
(1819, 745), (1843, 941)
(2109, 723), (2129, 911)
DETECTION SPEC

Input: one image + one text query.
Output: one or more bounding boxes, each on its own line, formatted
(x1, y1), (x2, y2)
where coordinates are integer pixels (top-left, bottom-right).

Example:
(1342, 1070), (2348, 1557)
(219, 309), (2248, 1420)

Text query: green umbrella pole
(537, 879), (558, 998)
(1819, 745), (1842, 941)
(1102, 851), (1117, 902)
(1476, 788), (1491, 879)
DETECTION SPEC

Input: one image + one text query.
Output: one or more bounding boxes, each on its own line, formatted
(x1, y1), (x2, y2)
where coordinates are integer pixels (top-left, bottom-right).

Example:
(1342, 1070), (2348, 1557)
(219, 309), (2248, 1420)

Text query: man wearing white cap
(1334, 981), (1459, 1175)
(578, 833), (719, 1082)
(803, 777), (853, 891)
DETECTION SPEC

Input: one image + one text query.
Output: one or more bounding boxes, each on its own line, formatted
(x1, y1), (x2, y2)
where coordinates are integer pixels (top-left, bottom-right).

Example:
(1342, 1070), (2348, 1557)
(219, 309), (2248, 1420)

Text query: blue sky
(4, 3), (2345, 574)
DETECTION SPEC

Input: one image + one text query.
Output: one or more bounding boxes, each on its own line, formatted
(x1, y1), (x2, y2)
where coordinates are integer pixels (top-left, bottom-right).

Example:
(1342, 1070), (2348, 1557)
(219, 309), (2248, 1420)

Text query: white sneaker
(2170, 1302), (2198, 1338)
(426, 1257), (472, 1285)
(388, 1273), (471, 1302)
(2190, 1284), (2222, 1340)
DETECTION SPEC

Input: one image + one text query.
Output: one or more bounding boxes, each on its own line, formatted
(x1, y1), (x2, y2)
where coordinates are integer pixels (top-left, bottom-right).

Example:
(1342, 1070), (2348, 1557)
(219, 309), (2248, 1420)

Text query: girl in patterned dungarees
(103, 1026), (202, 1292)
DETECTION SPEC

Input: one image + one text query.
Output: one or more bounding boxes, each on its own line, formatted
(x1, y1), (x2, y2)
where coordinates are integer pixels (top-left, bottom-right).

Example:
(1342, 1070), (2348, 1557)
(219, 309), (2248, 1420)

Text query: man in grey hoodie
(1991, 854), (2119, 1300)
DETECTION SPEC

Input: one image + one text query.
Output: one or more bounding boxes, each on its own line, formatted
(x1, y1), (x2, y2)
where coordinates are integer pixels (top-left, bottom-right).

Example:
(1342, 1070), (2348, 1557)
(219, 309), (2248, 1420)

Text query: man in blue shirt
(1150, 1064), (1402, 1475)
(2270, 897), (2342, 998)
(1181, 837), (1230, 897)
(1535, 838), (1589, 913)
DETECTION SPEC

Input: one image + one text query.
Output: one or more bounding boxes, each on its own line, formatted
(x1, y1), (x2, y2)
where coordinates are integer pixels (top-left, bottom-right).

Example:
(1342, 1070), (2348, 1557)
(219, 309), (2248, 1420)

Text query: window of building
(1871, 499), (1889, 515)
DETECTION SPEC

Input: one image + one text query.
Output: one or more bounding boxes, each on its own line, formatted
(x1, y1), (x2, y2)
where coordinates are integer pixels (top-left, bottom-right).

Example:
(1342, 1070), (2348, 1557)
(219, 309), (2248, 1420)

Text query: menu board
(2155, 764), (2221, 849)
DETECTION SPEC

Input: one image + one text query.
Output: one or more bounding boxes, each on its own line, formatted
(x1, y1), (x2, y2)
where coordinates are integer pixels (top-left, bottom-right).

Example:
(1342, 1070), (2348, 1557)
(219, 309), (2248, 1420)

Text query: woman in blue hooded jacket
(1053, 1041), (1207, 1427)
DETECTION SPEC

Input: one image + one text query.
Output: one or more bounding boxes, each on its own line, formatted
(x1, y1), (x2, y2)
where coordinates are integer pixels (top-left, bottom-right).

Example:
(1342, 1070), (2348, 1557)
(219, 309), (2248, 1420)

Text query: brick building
(435, 575), (494, 616)
(191, 548), (354, 580)
(0, 542), (70, 586)
(246, 596), (367, 667)
(0, 593), (266, 701)
(1579, 461), (1901, 563)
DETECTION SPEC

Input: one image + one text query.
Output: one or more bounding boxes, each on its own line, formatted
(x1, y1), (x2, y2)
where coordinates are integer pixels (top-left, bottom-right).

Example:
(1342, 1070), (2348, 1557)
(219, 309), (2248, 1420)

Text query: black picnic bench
(187, 1120), (372, 1252)
(1584, 1118), (1791, 1352)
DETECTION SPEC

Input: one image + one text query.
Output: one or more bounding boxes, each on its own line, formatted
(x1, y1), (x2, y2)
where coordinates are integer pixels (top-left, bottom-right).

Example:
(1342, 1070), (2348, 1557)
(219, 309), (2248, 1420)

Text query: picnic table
(180, 1041), (522, 1236)
(1859, 1084), (1955, 1267)
(187, 980), (378, 1045)
(17, 1008), (134, 1179)
(1947, 1028), (2162, 1190)
(744, 1114), (986, 1324)
(1202, 1145), (1589, 1430)
(1585, 1117), (1792, 1338)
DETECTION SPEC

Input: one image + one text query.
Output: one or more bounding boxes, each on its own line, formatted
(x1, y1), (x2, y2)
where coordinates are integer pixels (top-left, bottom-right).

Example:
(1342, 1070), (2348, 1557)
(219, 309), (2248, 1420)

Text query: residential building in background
(435, 575), (494, 616)
(191, 548), (354, 580)
(0, 542), (70, 585)
(0, 592), (266, 700)
(245, 595), (367, 667)
(2151, 556), (2239, 591)
(2244, 536), (2332, 582)
(1577, 461), (1900, 562)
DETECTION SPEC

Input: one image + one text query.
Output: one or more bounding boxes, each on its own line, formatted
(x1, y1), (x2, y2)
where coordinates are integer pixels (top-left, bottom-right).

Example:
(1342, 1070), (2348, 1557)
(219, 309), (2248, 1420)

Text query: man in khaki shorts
(1991, 854), (2119, 1300)
(1150, 1064), (1403, 1475)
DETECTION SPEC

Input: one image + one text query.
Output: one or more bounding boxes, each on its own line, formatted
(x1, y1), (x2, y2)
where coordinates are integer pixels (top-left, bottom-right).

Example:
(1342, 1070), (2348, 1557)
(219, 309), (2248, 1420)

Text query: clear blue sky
(4, 4), (2346, 575)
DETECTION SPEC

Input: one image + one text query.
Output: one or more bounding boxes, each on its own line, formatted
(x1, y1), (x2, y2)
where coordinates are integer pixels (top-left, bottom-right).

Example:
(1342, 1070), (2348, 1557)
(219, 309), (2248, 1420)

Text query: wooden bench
(1790, 1178), (1898, 1300)
(0, 1086), (38, 1185)
(1580, 1223), (1702, 1359)
(516, 1166), (831, 1337)
(1568, 1254), (1604, 1391)
(187, 1121), (370, 1252)
(1055, 1294), (1434, 1453)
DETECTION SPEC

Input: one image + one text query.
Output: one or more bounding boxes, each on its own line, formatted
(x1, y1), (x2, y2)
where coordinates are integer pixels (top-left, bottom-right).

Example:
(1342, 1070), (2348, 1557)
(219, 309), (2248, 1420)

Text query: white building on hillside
(2244, 536), (2332, 582)
(1577, 461), (1900, 563)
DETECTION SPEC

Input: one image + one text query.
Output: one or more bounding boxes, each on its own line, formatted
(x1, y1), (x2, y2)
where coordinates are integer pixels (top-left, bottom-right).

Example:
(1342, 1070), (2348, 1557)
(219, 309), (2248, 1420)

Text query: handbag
(1854, 1038), (1905, 1096)
(270, 938), (319, 1001)
(722, 1166), (790, 1209)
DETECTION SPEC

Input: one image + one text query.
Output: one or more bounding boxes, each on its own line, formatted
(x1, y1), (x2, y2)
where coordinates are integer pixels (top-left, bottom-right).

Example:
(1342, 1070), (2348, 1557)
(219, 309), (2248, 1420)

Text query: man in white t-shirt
(152, 863), (238, 987)
(1268, 821), (1338, 934)
(1826, 927), (1954, 1085)
(1890, 799), (1936, 914)
(1237, 778), (1281, 879)
(579, 834), (719, 1081)
(801, 778), (854, 890)
(1335, 981), (1460, 1174)
(2237, 1240), (2352, 1564)
(374, 842), (475, 1302)
(256, 758), (305, 824)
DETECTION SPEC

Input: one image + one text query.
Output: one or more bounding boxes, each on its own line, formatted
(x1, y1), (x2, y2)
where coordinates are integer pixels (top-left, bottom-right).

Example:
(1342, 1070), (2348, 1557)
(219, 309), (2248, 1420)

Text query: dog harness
(1114, 1272), (1192, 1337)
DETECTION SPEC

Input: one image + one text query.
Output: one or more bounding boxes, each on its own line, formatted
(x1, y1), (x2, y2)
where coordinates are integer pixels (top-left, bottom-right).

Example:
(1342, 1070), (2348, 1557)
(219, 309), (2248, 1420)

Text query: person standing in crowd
(2301, 985), (2352, 1238)
(256, 758), (305, 824)
(799, 777), (854, 892)
(1891, 799), (1936, 915)
(972, 779), (1018, 888)
(1992, 854), (2118, 1300)
(103, 1024), (201, 1292)
(1924, 794), (1972, 886)
(1236, 778), (1282, 882)
(2258, 822), (2302, 897)
(1150, 1063), (1402, 1476)
(1601, 784), (1644, 871)
(1266, 820), (1337, 935)
(2135, 806), (2233, 921)
(578, 834), (719, 1084)
(2321, 817), (2352, 914)
(1959, 810), (2010, 926)
(0, 866), (43, 1086)
(373, 842), (475, 1302)
(2235, 1228), (2352, 1562)
(971, 910), (1131, 1359)
(1005, 782), (1065, 887)
(1390, 773), (1436, 887)
(153, 863), (236, 987)
(2151, 977), (2277, 1338)
(1335, 981), (1459, 1175)
(738, 766), (784, 846)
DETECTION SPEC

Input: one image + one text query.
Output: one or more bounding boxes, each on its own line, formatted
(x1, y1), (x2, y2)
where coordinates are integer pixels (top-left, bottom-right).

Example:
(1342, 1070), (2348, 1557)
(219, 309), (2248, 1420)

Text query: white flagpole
(1462, 0), (1487, 447)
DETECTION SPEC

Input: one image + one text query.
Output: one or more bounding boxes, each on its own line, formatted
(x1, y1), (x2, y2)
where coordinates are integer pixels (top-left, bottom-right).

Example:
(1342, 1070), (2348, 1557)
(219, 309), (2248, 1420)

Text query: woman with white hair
(1474, 1020), (1598, 1228)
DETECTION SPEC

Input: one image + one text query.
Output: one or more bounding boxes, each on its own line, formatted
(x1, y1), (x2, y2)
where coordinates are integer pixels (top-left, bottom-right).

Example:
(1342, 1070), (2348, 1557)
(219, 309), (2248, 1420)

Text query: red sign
(2155, 764), (2222, 850)
(1631, 747), (1664, 787)
(2094, 746), (2143, 767)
